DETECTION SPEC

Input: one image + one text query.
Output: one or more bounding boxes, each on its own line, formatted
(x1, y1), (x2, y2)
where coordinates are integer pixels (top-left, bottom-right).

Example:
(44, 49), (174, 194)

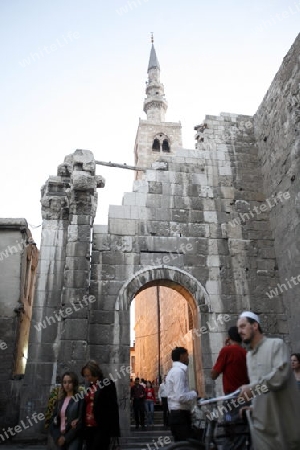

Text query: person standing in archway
(144, 380), (156, 428)
(130, 377), (146, 430)
(166, 347), (197, 442)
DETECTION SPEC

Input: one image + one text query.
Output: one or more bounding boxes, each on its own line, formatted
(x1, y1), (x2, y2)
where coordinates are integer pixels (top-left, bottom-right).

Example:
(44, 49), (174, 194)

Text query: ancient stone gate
(19, 127), (285, 437)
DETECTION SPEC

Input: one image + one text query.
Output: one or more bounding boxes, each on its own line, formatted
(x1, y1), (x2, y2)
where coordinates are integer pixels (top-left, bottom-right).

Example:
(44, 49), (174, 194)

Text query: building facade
(0, 219), (39, 430)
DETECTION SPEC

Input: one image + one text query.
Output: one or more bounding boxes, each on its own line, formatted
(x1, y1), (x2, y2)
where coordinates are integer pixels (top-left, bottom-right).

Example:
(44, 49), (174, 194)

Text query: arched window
(152, 133), (170, 152)
(152, 139), (160, 151)
(162, 139), (170, 152)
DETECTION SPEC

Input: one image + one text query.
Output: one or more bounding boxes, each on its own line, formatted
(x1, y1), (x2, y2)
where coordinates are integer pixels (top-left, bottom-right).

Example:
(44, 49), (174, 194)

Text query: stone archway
(116, 265), (209, 311)
(114, 265), (210, 433)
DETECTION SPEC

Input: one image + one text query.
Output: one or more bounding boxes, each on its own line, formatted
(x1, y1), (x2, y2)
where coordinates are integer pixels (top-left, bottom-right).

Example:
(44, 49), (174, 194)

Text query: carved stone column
(18, 150), (104, 439)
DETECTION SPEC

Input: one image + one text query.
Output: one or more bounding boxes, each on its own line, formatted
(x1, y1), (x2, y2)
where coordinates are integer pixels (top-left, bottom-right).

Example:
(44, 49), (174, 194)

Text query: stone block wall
(254, 32), (300, 347)
(192, 112), (285, 392)
(92, 108), (284, 406)
(0, 219), (38, 430)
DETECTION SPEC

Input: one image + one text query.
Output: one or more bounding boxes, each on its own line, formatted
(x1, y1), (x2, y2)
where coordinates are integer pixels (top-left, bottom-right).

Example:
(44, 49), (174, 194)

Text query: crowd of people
(129, 375), (171, 430)
(163, 311), (300, 450)
(46, 311), (300, 450)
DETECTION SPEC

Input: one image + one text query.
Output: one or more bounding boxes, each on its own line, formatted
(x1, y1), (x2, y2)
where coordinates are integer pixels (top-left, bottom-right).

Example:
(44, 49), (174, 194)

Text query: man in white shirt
(158, 375), (169, 428)
(238, 311), (300, 450)
(166, 347), (197, 441)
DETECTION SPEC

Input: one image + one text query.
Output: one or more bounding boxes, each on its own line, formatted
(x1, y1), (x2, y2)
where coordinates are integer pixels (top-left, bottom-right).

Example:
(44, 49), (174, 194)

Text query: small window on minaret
(162, 139), (170, 152)
(152, 139), (160, 151)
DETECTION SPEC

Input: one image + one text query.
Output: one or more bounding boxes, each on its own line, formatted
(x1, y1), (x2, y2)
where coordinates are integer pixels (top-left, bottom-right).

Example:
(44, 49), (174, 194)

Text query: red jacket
(145, 387), (156, 402)
(213, 344), (249, 394)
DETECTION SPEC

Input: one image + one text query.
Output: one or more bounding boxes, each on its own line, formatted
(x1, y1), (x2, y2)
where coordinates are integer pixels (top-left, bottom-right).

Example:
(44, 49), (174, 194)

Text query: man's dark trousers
(133, 398), (145, 428)
(161, 397), (169, 426)
(169, 409), (192, 441)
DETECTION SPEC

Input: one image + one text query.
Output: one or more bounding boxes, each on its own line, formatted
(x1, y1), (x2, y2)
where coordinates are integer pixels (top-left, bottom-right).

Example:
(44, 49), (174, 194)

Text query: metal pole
(156, 285), (161, 384)
(95, 160), (146, 172)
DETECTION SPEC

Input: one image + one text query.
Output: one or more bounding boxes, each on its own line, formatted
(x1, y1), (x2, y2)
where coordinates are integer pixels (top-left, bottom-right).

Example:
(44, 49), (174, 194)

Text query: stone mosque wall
(254, 33), (300, 346)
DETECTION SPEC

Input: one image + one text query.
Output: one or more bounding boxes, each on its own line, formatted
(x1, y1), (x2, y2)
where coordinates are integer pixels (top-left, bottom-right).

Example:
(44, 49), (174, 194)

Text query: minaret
(134, 35), (182, 178)
(143, 35), (168, 122)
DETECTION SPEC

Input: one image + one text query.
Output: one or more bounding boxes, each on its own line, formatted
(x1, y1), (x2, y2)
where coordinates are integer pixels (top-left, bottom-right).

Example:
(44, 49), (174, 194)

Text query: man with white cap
(237, 311), (300, 450)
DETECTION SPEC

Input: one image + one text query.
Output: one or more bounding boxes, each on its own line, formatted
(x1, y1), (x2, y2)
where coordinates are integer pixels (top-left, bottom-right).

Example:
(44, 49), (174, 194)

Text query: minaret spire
(134, 36), (182, 176)
(143, 36), (168, 122)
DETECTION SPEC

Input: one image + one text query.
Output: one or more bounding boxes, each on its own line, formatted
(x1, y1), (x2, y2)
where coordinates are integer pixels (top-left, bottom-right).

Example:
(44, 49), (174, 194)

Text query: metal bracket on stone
(95, 160), (146, 172)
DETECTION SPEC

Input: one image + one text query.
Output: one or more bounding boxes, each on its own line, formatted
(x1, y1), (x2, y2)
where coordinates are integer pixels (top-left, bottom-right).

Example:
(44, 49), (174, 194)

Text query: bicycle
(166, 389), (252, 450)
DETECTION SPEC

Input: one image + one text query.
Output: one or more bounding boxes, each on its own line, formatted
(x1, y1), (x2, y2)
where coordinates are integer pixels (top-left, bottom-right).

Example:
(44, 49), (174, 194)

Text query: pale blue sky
(0, 0), (299, 244)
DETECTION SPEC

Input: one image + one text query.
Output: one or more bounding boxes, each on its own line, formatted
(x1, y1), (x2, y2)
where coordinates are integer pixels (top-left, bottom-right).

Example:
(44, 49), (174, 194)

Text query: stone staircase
(0, 410), (172, 450)
(120, 407), (173, 450)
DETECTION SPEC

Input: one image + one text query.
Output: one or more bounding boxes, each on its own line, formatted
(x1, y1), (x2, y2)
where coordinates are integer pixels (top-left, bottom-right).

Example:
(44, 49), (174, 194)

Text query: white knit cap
(239, 311), (260, 323)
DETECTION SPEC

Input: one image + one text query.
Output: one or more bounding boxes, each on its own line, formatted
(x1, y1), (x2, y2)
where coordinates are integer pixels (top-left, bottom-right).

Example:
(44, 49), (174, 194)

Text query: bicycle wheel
(166, 440), (205, 449)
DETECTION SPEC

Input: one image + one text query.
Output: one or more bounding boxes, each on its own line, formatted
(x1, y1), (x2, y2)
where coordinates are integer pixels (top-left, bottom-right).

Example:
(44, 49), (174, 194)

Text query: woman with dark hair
(291, 353), (300, 390)
(145, 380), (156, 428)
(81, 360), (120, 450)
(49, 371), (83, 450)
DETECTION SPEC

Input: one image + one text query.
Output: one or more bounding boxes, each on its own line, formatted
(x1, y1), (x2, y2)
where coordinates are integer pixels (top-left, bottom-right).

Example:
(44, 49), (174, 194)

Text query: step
(120, 429), (173, 450)
(130, 424), (167, 430)
(129, 427), (171, 435)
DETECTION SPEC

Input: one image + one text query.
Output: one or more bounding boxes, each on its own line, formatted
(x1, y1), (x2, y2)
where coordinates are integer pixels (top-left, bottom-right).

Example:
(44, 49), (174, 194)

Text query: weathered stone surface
(67, 224), (91, 242)
(63, 269), (89, 288)
(254, 33), (300, 346)
(65, 256), (90, 271)
(64, 318), (88, 340)
(89, 310), (115, 324)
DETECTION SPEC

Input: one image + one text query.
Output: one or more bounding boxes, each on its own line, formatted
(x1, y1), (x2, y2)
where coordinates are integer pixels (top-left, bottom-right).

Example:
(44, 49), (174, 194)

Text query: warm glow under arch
(115, 265), (210, 396)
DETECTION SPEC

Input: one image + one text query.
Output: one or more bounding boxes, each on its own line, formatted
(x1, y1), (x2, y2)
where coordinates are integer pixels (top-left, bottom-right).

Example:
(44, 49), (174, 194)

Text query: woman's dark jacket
(50, 395), (84, 445)
(83, 379), (120, 437)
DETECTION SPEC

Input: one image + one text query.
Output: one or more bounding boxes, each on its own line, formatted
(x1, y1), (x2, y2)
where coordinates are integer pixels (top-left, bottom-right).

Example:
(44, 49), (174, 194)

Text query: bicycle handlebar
(197, 388), (241, 406)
